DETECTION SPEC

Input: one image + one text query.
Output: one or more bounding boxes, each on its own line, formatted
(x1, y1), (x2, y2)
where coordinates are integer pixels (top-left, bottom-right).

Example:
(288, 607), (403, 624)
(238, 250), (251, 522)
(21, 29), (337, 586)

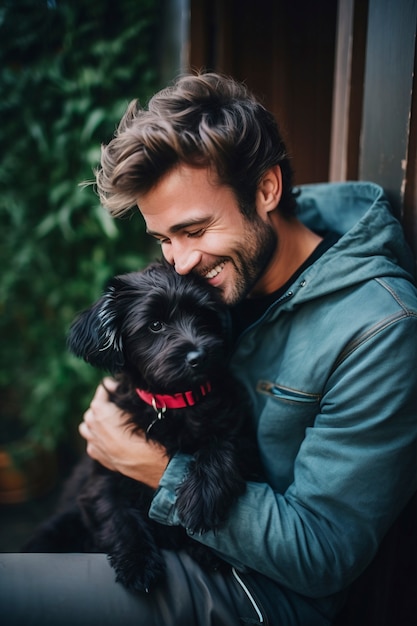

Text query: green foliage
(0, 0), (161, 448)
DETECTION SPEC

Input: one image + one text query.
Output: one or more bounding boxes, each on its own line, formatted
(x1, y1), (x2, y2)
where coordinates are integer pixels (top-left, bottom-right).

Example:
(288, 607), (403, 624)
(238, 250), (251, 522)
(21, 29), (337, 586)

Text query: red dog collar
(136, 381), (212, 410)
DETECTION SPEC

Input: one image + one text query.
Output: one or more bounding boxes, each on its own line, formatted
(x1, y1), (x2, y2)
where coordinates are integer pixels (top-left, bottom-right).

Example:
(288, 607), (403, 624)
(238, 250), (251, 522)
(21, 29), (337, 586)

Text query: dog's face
(68, 262), (228, 393)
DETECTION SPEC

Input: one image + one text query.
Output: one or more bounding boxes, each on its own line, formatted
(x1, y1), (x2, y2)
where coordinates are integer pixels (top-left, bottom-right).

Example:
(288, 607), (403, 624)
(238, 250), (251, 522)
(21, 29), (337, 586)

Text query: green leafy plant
(0, 0), (160, 450)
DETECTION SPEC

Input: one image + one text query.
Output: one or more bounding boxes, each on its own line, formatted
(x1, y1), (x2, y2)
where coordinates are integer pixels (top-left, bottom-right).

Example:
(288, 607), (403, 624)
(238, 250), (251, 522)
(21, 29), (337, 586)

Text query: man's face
(137, 165), (277, 305)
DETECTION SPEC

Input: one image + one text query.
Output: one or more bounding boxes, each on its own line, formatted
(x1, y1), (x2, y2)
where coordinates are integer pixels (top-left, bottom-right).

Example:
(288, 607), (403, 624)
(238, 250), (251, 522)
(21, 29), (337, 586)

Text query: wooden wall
(330, 0), (417, 256)
(186, 0), (417, 257)
(188, 0), (337, 187)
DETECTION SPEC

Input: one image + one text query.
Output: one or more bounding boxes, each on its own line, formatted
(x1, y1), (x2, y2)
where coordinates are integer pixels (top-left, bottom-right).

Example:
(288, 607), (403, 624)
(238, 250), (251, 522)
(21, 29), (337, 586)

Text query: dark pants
(0, 552), (333, 626)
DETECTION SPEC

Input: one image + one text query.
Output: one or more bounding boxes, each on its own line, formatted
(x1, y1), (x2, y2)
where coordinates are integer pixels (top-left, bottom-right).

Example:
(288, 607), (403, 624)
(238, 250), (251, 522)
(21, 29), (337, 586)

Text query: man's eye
(187, 229), (205, 238)
(149, 321), (164, 332)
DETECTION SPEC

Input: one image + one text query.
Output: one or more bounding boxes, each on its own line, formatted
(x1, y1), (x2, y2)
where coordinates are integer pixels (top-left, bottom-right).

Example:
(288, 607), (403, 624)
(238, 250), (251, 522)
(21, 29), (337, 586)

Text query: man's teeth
(205, 263), (225, 279)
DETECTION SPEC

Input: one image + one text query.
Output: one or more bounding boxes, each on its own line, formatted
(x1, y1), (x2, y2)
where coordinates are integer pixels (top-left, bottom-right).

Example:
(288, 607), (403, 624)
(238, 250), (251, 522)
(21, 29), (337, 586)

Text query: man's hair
(96, 72), (297, 219)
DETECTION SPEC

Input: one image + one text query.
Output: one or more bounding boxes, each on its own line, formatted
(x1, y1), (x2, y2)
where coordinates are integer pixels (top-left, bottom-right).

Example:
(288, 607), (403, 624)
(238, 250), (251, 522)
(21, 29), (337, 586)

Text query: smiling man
(138, 164), (321, 305)
(7, 71), (417, 626)
(72, 73), (417, 625)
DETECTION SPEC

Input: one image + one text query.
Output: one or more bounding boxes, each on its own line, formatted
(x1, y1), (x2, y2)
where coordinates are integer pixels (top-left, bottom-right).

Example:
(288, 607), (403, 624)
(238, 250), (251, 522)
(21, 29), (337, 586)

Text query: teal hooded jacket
(149, 182), (417, 608)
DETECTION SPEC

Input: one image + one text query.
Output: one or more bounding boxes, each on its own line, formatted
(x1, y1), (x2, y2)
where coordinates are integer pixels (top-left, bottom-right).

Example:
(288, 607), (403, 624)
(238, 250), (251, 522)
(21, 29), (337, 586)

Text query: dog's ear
(67, 283), (125, 373)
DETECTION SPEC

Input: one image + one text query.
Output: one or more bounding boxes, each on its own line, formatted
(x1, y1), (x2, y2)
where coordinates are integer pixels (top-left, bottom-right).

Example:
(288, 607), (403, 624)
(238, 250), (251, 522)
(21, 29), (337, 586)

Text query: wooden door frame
(329, 0), (417, 255)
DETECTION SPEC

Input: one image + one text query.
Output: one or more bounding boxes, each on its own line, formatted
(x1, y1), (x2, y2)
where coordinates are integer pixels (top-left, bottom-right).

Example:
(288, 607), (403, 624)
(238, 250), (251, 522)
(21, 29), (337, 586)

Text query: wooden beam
(359, 0), (417, 216)
(403, 37), (417, 256)
(329, 0), (368, 182)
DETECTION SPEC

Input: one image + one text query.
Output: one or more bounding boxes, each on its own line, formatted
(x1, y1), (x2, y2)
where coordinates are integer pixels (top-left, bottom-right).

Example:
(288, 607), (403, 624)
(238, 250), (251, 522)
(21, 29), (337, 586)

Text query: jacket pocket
(257, 380), (321, 404)
(255, 381), (321, 490)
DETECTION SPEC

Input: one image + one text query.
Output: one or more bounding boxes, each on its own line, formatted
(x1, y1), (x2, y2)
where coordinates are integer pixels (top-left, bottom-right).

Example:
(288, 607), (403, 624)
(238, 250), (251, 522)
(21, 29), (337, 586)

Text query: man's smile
(203, 262), (226, 280)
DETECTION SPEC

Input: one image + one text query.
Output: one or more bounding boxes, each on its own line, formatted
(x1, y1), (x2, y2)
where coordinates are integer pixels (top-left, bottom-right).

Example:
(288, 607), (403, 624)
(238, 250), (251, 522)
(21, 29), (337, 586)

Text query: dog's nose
(186, 350), (204, 368)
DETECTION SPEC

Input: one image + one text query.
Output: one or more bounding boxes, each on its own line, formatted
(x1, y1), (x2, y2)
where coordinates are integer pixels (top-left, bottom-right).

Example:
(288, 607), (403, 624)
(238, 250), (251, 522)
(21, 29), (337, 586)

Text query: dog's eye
(149, 321), (164, 333)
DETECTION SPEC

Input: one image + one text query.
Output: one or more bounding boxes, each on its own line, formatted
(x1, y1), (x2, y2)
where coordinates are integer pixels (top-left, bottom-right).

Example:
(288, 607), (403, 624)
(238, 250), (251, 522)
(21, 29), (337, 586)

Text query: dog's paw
(109, 551), (166, 593)
(176, 499), (214, 533)
(176, 447), (246, 532)
(176, 477), (237, 533)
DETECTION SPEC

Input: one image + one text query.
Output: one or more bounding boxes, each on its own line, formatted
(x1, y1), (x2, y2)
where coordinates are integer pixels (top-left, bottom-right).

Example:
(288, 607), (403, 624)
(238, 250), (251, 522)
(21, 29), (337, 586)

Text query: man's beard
(223, 215), (277, 305)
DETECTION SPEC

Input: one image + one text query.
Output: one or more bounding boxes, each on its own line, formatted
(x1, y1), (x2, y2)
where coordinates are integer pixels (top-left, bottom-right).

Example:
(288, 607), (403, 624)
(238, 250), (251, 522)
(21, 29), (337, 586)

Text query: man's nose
(172, 248), (202, 275)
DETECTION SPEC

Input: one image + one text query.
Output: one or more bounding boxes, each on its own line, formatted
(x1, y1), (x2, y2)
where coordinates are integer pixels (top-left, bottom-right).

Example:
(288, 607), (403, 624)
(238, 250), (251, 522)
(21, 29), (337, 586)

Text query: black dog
(24, 261), (259, 592)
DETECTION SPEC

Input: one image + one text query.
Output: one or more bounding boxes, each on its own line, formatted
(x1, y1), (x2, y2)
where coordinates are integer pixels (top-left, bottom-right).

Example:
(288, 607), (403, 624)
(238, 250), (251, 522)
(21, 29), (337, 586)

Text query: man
(3, 72), (415, 625)
(77, 73), (417, 624)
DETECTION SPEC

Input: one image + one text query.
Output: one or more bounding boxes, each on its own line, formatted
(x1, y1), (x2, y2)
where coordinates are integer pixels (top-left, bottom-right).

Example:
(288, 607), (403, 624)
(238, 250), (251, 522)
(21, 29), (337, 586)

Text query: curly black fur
(23, 261), (261, 592)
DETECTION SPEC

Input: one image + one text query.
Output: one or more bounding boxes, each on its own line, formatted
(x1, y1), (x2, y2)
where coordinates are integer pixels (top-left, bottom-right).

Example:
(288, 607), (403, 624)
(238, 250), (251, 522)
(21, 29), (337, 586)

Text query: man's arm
(79, 316), (417, 598)
(149, 315), (417, 597)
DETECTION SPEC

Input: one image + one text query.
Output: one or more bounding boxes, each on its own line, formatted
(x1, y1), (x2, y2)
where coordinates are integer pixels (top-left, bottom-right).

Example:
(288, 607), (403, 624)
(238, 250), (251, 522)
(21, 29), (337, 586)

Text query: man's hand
(79, 378), (169, 489)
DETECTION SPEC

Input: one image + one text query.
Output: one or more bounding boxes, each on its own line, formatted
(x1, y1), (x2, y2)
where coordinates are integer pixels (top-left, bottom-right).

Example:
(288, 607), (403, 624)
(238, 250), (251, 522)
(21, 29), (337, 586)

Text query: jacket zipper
(232, 567), (268, 624)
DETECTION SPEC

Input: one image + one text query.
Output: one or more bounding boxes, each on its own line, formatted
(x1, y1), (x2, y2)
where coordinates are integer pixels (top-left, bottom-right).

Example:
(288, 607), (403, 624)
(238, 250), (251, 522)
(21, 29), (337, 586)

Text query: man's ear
(256, 165), (283, 219)
(67, 284), (125, 373)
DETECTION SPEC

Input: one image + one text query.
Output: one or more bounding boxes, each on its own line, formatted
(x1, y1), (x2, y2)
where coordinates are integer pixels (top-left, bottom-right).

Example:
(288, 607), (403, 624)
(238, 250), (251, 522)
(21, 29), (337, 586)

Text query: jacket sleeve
(149, 314), (417, 598)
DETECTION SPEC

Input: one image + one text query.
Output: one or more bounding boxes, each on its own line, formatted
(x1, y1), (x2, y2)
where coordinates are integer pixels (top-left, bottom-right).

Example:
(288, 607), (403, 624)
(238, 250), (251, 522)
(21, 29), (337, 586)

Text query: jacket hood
(290, 181), (416, 303)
